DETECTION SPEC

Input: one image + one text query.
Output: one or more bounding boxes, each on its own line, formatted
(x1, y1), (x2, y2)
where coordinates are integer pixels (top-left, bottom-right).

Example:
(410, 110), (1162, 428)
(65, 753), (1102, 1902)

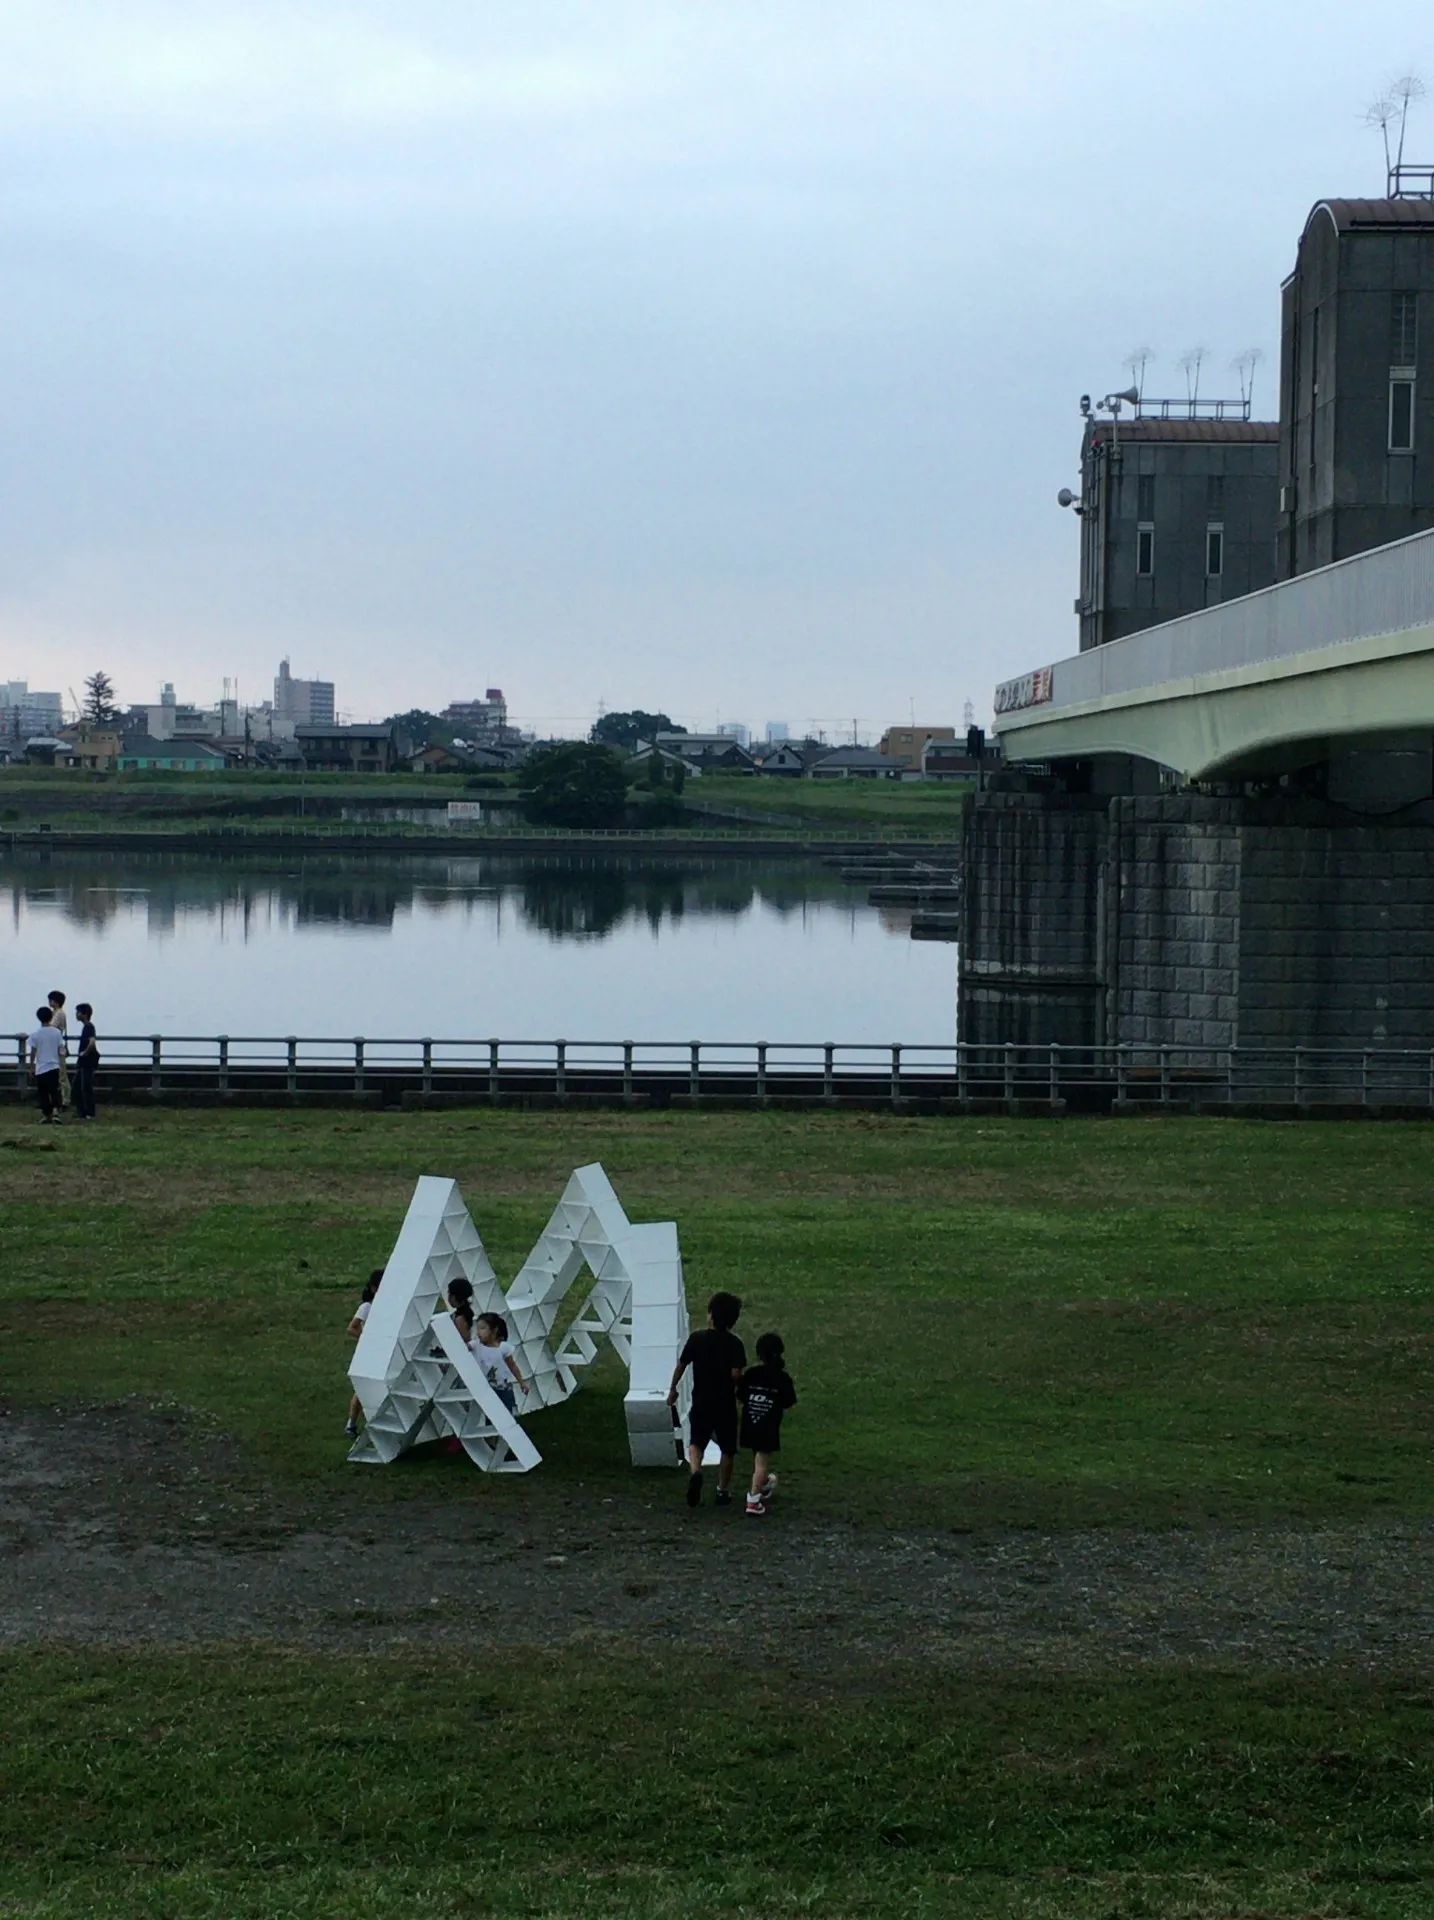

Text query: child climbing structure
(348, 1164), (691, 1472)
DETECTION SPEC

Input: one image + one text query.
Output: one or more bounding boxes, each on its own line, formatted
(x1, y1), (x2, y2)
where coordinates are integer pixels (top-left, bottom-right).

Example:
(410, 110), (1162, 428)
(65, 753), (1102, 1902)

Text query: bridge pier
(960, 791), (1434, 1051)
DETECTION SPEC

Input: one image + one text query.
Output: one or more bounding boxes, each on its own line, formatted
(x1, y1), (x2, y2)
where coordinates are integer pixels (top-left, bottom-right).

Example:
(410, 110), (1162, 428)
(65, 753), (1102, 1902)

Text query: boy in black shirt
(739, 1331), (797, 1515)
(667, 1290), (745, 1508)
(73, 1002), (99, 1121)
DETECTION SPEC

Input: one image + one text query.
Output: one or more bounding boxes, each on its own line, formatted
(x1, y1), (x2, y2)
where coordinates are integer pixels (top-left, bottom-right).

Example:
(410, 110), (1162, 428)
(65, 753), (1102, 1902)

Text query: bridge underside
(997, 624), (1434, 786)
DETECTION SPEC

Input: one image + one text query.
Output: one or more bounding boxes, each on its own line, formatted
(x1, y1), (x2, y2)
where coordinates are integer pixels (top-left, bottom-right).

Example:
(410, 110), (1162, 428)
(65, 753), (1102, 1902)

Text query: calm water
(3, 848), (952, 1041)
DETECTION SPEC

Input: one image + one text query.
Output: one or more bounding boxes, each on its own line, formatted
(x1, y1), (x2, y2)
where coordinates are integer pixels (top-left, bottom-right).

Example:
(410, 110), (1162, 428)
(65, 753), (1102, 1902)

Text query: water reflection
(1, 847), (856, 943)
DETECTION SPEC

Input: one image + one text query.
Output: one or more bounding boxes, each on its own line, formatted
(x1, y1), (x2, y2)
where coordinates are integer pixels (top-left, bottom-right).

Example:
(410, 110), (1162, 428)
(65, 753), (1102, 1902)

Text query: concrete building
(442, 689), (509, 743)
(295, 723), (401, 773)
(274, 659), (335, 733)
(117, 737), (228, 773)
(1277, 198), (1434, 578)
(878, 724), (955, 769)
(0, 681), (64, 745)
(1075, 411), (1280, 650)
(59, 724), (122, 771)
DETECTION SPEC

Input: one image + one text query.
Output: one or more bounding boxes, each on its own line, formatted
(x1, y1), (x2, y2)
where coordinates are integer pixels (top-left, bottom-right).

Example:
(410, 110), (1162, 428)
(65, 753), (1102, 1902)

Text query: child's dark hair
(76, 1002), (92, 1019)
(708, 1291), (742, 1330)
(36, 1006), (52, 1025)
(48, 990), (65, 1006)
(476, 1311), (508, 1341)
(362, 1269), (383, 1304)
(755, 1331), (786, 1368)
(448, 1278), (475, 1308)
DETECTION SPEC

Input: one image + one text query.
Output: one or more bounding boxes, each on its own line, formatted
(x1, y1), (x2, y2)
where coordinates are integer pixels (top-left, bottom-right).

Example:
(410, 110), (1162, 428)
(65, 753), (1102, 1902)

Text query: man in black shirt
(667, 1290), (745, 1507)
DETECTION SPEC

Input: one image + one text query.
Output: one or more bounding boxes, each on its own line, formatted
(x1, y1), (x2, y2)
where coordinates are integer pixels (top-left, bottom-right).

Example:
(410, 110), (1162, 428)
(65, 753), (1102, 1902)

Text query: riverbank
(2, 1108), (1431, 1915)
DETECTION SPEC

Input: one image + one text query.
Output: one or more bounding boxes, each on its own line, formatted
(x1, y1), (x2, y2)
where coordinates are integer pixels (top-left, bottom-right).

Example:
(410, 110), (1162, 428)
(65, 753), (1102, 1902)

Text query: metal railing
(10, 1035), (1434, 1111)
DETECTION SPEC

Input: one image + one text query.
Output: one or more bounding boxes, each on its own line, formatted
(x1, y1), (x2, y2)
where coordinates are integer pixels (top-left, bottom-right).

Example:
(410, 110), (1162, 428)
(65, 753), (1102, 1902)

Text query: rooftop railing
(11, 1035), (1434, 1113)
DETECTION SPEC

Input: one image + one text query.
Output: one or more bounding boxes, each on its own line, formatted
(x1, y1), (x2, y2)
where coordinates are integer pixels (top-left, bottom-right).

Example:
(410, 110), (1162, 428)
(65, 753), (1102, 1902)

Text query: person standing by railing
(73, 1003), (100, 1122)
(47, 991), (70, 1111)
(28, 1006), (66, 1125)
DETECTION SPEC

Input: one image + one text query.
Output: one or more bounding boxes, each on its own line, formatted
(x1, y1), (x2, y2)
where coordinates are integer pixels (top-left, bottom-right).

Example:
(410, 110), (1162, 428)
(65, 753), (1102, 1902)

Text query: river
(3, 846), (952, 1042)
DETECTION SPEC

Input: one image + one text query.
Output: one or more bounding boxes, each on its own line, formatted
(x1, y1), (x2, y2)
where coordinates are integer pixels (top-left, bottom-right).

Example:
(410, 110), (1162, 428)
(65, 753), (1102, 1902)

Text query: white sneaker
(757, 1472), (778, 1501)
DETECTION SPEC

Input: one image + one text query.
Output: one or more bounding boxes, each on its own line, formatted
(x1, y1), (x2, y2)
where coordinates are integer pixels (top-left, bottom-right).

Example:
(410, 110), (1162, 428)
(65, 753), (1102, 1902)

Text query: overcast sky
(0, 2), (1423, 735)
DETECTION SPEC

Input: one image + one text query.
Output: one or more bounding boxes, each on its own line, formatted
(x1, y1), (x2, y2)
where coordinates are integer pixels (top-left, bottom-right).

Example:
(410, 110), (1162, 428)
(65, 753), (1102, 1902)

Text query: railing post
(1157, 1046), (1170, 1107)
(823, 1043), (835, 1102)
(421, 1038), (433, 1097)
(15, 1033), (25, 1093)
(890, 1042), (902, 1107)
(151, 1034), (163, 1097)
(689, 1042), (701, 1104)
(1004, 1041), (1015, 1108)
(956, 1041), (968, 1106)
(1294, 1045), (1305, 1107)
(1116, 1041), (1130, 1107)
(555, 1039), (567, 1100)
(354, 1037), (365, 1097)
(488, 1039), (500, 1104)
(218, 1034), (230, 1095)
(756, 1042), (767, 1102)
(286, 1036), (298, 1097)
(1361, 1049), (1370, 1111)
(622, 1041), (634, 1101)
(1048, 1041), (1060, 1110)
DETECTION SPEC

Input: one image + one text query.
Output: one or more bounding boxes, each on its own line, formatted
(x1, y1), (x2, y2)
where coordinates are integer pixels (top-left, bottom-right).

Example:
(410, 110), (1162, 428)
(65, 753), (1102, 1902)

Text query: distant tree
(590, 710), (684, 753)
(519, 743), (630, 828)
(83, 671), (118, 726)
(386, 708), (453, 749)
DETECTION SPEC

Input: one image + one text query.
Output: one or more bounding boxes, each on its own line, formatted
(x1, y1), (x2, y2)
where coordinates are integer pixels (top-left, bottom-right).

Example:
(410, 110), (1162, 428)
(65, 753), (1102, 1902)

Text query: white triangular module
(349, 1165), (692, 1473)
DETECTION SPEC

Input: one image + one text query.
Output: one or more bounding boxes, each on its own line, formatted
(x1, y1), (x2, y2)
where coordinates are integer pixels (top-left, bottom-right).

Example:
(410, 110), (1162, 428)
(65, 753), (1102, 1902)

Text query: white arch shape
(348, 1165), (691, 1472)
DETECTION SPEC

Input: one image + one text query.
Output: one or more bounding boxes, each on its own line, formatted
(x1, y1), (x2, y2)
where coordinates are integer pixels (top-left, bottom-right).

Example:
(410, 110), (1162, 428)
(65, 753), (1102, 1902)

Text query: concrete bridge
(966, 528), (1434, 1060)
(995, 523), (1434, 790)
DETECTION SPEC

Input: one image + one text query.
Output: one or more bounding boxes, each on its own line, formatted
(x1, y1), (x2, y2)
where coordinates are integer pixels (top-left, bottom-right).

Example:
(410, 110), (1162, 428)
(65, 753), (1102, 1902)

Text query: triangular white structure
(349, 1165), (692, 1472)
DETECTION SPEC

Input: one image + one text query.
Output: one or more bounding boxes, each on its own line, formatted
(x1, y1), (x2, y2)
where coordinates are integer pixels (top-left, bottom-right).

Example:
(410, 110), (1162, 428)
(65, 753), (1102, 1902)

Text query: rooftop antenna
(1124, 346), (1153, 407)
(1232, 347), (1263, 415)
(1177, 346), (1207, 413)
(1366, 74), (1426, 195)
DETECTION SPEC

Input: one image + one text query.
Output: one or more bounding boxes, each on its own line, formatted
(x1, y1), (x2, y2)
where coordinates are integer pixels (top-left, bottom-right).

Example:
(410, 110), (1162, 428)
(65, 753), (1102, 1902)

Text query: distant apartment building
(274, 658), (336, 734)
(1277, 197), (1434, 577)
(1074, 408), (1280, 650)
(877, 724), (954, 769)
(0, 680), (64, 745)
(442, 688), (509, 743)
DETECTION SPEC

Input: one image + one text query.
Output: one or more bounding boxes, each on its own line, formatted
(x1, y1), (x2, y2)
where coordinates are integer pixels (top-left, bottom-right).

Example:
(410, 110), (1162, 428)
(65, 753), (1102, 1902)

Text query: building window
(1206, 524), (1224, 577)
(1136, 474), (1155, 520)
(1392, 291), (1418, 367)
(1136, 523), (1155, 577)
(1390, 379), (1416, 451)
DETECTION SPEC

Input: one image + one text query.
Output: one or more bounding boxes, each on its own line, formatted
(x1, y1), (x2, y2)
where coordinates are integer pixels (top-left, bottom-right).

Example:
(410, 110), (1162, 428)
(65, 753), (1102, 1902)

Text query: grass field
(2, 1107), (1432, 1916)
(689, 772), (970, 830)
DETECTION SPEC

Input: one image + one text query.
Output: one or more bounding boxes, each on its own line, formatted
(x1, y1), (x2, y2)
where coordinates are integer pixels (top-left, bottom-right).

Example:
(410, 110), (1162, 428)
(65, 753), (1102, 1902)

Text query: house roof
(296, 724), (394, 741)
(119, 735), (226, 760)
(814, 745), (892, 769)
(1307, 197), (1434, 234)
(1089, 418), (1279, 445)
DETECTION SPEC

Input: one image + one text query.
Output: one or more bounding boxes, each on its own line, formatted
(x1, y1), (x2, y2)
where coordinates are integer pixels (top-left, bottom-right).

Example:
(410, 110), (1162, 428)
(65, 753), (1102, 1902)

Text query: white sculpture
(349, 1164), (692, 1472)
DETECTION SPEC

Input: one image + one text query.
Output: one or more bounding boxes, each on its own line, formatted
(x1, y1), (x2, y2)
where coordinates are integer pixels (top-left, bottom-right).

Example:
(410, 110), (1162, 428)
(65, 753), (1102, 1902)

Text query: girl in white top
(345, 1270), (383, 1437)
(472, 1312), (529, 1414)
(47, 991), (70, 1108)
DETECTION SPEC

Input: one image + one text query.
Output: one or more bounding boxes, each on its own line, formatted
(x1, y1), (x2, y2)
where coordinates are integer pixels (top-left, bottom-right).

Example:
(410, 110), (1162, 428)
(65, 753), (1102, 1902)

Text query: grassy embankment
(0, 765), (970, 839)
(2, 1108), (1433, 1914)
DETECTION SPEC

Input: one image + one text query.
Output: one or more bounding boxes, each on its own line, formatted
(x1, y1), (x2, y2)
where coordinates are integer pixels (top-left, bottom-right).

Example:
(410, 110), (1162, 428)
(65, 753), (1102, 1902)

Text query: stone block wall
(960, 790), (1434, 1051)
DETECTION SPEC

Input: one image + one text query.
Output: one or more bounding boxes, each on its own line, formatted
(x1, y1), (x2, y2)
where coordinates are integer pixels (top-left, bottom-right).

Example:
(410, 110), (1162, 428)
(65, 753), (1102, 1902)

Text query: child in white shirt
(472, 1312), (529, 1414)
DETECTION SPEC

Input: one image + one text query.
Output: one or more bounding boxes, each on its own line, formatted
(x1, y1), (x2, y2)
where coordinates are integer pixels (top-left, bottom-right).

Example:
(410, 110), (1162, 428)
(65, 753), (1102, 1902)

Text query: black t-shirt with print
(678, 1328), (747, 1410)
(738, 1363), (797, 1446)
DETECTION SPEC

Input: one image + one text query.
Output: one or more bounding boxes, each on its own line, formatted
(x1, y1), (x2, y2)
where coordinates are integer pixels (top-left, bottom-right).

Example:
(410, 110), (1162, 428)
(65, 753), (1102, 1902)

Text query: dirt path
(1, 1407), (1429, 1670)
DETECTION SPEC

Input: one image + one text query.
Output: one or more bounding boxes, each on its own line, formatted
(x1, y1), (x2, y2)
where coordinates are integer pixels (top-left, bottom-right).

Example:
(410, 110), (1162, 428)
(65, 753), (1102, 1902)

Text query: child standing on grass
(667, 1291), (746, 1508)
(446, 1278), (476, 1345)
(47, 991), (69, 1111)
(345, 1270), (383, 1437)
(73, 1003), (99, 1121)
(739, 1332), (797, 1516)
(472, 1312), (529, 1413)
(27, 1006), (66, 1125)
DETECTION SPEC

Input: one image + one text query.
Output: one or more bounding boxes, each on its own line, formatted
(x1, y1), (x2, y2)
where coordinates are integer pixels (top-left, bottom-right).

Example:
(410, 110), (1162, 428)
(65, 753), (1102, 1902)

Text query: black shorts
(688, 1403), (738, 1457)
(741, 1420), (781, 1456)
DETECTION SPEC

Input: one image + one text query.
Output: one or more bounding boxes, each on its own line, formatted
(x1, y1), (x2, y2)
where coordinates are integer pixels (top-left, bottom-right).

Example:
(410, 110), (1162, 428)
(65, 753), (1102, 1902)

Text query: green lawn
(3, 1108), (1432, 1916)
(690, 772), (970, 830)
